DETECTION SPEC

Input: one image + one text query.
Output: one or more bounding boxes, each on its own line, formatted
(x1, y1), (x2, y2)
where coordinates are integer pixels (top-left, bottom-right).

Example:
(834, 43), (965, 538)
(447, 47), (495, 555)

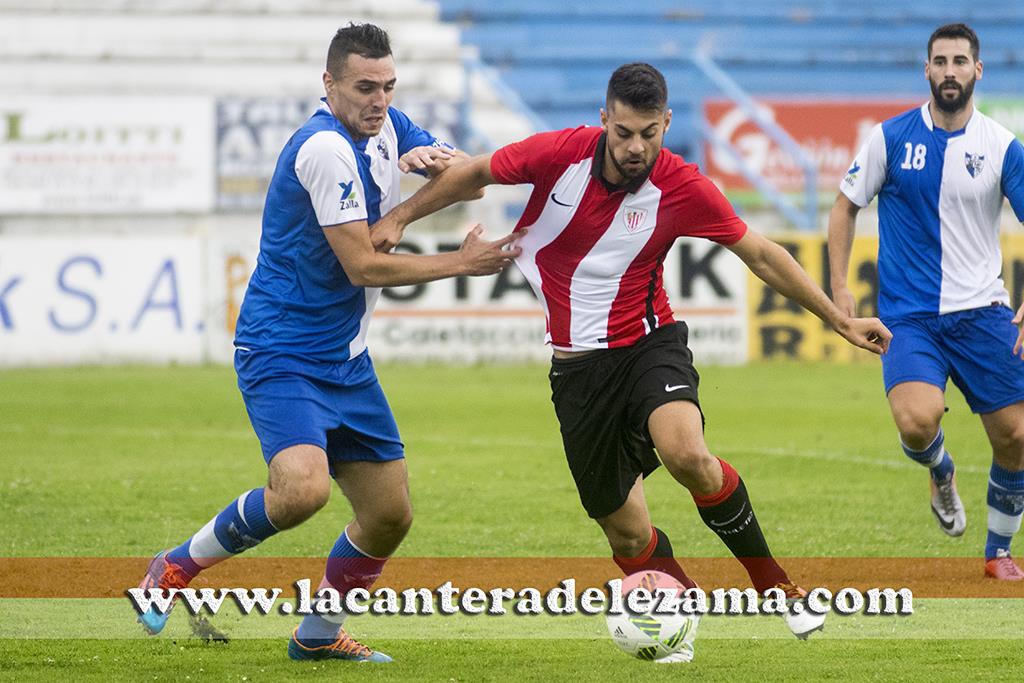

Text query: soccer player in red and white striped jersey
(378, 63), (891, 642)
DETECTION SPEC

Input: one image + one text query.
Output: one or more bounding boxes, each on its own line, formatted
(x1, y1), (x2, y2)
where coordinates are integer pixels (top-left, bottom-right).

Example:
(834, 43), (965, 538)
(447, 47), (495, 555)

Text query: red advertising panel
(703, 99), (918, 192)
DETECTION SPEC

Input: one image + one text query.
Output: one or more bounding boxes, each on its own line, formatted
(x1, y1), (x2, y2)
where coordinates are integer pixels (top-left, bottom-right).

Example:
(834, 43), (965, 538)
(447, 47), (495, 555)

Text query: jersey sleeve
(490, 130), (572, 185)
(388, 107), (454, 156)
(672, 172), (748, 245)
(1001, 137), (1024, 223)
(294, 131), (367, 227)
(839, 123), (887, 207)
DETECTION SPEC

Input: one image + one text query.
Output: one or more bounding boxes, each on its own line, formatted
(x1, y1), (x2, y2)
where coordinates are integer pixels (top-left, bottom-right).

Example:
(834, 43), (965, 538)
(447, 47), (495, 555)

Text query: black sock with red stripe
(613, 526), (697, 589)
(692, 458), (789, 592)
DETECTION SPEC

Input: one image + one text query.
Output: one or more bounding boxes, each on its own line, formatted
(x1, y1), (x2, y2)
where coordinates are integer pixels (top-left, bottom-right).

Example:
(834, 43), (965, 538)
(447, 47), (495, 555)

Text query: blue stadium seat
(438, 0), (1024, 155)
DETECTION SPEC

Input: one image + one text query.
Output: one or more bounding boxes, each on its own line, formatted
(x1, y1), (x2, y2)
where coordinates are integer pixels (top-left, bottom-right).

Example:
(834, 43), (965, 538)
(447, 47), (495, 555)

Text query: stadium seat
(437, 0), (1024, 155)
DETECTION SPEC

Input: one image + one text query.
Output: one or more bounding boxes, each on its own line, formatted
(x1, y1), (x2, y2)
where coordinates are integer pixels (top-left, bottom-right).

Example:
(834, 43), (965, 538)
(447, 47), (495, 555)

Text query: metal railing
(692, 48), (818, 230)
(460, 50), (547, 152)
(457, 44), (819, 230)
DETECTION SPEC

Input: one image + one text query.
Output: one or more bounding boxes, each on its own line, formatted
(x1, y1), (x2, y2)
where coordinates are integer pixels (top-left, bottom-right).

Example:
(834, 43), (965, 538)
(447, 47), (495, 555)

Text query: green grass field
(1, 363), (1022, 681)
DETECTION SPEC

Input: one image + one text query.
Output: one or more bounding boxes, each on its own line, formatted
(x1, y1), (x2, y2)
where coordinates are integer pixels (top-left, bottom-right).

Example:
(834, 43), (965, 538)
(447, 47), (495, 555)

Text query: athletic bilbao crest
(965, 152), (985, 178)
(623, 206), (648, 233)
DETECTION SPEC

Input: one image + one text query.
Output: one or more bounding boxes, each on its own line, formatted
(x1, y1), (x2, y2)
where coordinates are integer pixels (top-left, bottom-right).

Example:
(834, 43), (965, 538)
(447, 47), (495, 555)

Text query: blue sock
(986, 463), (1024, 560)
(296, 530), (386, 648)
(901, 429), (954, 482)
(166, 488), (278, 579)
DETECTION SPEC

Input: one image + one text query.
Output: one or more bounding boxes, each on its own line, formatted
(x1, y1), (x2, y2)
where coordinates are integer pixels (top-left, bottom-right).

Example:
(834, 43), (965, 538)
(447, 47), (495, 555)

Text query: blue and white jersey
(841, 103), (1024, 319)
(235, 99), (445, 361)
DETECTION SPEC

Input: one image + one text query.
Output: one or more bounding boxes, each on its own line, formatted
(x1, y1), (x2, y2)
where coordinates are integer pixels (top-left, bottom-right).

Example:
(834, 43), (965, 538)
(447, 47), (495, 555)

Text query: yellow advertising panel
(748, 233), (1024, 362)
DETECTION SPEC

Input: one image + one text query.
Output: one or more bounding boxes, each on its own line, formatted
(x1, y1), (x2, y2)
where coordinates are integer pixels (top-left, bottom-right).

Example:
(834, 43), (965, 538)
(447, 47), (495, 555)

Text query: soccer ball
(605, 570), (700, 662)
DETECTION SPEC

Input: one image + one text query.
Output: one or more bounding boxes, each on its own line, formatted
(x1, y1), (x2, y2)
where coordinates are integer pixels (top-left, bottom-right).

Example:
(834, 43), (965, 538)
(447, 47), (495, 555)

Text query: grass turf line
(0, 597), (1021, 640)
(1, 638), (1021, 682)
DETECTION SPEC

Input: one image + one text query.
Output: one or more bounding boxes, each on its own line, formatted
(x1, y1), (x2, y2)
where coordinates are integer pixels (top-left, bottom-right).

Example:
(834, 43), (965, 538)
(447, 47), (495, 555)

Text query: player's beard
(931, 76), (975, 114)
(609, 150), (655, 182)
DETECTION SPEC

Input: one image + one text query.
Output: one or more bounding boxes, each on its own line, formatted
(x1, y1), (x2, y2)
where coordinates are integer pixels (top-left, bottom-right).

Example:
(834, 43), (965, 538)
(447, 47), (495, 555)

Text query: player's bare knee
(990, 423), (1024, 469)
(611, 535), (649, 559)
(892, 407), (941, 449)
(302, 481), (332, 515)
(604, 526), (650, 558)
(275, 493), (329, 530)
(362, 502), (413, 542)
(660, 446), (717, 492)
(595, 510), (651, 558)
(267, 475), (331, 529)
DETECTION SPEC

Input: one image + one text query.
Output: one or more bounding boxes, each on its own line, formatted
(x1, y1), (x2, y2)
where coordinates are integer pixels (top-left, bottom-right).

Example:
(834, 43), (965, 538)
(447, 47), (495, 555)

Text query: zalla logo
(623, 206), (648, 233)
(338, 180), (360, 210)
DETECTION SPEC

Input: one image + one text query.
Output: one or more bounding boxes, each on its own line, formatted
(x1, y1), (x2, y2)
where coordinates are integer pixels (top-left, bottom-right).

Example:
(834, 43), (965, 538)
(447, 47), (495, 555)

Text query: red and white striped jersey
(491, 126), (747, 351)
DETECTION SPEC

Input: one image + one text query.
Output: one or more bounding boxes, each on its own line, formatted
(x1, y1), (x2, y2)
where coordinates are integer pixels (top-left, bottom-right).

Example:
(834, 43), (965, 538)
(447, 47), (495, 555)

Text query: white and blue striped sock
(986, 463), (1024, 560)
(166, 488), (279, 578)
(901, 429), (954, 482)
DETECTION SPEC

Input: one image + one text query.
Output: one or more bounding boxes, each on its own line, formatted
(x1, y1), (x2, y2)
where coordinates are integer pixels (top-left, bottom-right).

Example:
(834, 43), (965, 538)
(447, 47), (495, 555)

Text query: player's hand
(458, 224), (524, 276)
(1013, 302), (1024, 359)
(835, 316), (892, 355)
(370, 215), (404, 253)
(398, 145), (454, 174)
(831, 285), (857, 317)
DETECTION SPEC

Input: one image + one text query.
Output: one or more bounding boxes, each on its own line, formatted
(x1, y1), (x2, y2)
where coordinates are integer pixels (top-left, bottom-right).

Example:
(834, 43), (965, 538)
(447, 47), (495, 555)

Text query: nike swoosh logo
(931, 506), (956, 530)
(550, 192), (573, 207)
(709, 503), (748, 527)
(664, 384), (689, 392)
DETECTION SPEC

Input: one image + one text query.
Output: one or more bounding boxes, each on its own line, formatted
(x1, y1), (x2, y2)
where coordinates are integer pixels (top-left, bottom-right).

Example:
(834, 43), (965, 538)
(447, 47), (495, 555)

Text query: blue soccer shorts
(234, 348), (404, 471)
(882, 304), (1024, 414)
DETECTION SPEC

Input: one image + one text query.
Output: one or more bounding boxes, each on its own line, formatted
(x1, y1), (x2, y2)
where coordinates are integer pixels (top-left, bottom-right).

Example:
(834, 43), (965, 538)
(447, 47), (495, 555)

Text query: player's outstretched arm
(371, 153), (497, 252)
(397, 145), (454, 175)
(728, 230), (891, 355)
(372, 151), (487, 252)
(397, 147), (476, 178)
(325, 218), (520, 288)
(827, 192), (862, 317)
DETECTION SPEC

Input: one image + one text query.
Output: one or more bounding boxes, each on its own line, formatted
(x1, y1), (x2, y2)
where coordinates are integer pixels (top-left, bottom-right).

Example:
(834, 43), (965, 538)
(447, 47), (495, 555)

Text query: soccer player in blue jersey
(829, 23), (1024, 580)
(135, 23), (520, 659)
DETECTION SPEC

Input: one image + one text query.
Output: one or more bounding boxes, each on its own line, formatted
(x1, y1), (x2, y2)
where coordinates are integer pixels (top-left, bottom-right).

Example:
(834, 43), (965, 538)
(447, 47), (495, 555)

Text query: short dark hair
(606, 63), (668, 112)
(928, 23), (980, 61)
(326, 22), (392, 76)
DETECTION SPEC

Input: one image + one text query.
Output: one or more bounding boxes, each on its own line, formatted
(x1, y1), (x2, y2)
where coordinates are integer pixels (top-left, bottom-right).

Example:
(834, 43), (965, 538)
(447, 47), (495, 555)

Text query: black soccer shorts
(548, 322), (702, 519)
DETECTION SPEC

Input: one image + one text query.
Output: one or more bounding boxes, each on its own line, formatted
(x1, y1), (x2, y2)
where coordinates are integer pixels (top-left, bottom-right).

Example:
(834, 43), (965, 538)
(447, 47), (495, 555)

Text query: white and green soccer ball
(605, 570), (700, 662)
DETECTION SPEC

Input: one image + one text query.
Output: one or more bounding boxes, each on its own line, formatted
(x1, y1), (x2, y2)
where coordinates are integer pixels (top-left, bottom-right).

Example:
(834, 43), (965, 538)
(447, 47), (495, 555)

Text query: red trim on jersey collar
(590, 132), (653, 194)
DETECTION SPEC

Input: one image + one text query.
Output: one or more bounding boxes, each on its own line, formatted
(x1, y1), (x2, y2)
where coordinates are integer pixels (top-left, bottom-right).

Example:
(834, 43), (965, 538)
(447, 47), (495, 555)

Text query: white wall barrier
(0, 232), (748, 366)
